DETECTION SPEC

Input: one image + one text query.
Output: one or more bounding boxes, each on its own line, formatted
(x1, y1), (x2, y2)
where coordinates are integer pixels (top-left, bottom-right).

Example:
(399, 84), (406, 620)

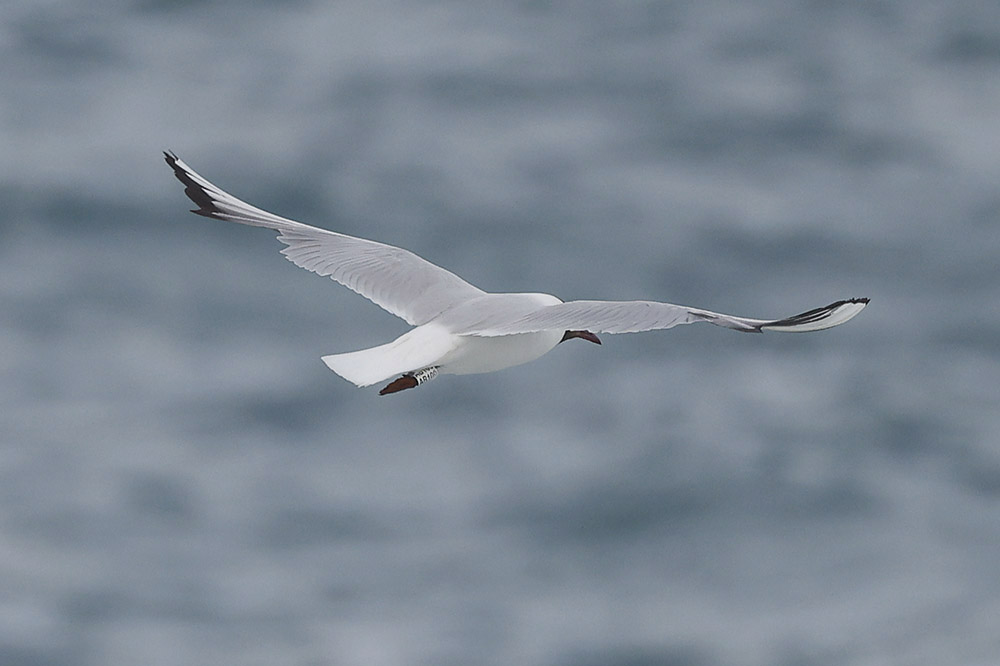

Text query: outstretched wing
(164, 151), (485, 325)
(456, 298), (869, 336)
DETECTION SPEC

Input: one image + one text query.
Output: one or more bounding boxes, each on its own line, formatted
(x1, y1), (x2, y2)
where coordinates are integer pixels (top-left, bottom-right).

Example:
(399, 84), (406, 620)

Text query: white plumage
(165, 151), (869, 395)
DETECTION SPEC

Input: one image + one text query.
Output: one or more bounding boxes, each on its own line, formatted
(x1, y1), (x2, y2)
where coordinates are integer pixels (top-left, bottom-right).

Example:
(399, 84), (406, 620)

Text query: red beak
(560, 330), (602, 345)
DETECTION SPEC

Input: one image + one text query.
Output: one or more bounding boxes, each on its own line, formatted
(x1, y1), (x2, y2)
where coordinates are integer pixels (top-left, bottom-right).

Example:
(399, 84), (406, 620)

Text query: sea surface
(3, 1), (1000, 665)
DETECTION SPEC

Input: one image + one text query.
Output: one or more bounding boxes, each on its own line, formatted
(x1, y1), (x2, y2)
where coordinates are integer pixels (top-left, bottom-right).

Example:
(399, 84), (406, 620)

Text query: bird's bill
(561, 329), (602, 345)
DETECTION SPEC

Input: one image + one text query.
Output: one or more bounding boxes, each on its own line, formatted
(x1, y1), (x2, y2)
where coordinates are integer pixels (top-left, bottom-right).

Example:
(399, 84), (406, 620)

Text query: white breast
(431, 292), (564, 375)
(438, 329), (565, 375)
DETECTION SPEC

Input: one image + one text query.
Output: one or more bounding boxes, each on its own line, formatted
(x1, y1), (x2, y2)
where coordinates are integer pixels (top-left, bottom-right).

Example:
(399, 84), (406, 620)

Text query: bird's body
(165, 151), (869, 395)
(319, 293), (573, 392)
(320, 311), (565, 387)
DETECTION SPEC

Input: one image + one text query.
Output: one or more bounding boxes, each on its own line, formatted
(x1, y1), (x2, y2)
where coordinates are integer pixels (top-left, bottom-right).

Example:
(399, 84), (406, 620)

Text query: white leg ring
(412, 366), (439, 385)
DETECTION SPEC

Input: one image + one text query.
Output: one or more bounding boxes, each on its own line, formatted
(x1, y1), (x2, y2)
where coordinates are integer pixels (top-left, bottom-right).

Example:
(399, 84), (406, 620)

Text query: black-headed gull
(165, 152), (868, 395)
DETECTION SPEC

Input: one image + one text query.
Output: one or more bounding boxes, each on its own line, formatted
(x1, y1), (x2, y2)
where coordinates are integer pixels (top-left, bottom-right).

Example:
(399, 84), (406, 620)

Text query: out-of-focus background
(3, 1), (999, 665)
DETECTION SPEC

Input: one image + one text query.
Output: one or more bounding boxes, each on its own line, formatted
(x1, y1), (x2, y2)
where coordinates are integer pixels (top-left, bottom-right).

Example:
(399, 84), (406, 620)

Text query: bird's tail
(321, 325), (456, 387)
(322, 343), (405, 387)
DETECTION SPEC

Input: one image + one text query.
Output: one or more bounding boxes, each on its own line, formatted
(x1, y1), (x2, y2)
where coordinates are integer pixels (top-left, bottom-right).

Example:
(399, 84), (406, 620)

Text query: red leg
(379, 375), (418, 395)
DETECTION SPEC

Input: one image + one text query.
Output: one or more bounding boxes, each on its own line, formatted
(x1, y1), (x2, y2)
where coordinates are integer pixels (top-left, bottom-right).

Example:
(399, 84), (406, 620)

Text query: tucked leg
(378, 366), (440, 396)
(379, 374), (418, 395)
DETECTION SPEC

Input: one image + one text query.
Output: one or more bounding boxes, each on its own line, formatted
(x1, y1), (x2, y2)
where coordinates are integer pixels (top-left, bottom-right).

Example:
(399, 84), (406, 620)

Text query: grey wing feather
(164, 151), (485, 325)
(458, 298), (869, 336)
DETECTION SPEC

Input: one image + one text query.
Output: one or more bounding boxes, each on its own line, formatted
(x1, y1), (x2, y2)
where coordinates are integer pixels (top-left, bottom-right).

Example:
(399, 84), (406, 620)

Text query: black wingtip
(826, 297), (870, 307)
(163, 150), (182, 176)
(764, 297), (870, 331)
(163, 150), (224, 219)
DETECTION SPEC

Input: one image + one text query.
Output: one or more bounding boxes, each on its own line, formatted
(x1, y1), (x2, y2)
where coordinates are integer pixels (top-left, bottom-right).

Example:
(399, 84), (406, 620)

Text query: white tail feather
(321, 324), (457, 387)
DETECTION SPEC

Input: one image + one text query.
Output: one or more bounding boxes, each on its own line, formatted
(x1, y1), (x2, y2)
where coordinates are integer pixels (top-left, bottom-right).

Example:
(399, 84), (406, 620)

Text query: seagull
(165, 151), (868, 395)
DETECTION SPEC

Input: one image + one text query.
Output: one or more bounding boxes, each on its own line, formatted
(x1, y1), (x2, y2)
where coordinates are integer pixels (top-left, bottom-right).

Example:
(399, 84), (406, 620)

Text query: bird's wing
(456, 298), (869, 336)
(164, 151), (486, 326)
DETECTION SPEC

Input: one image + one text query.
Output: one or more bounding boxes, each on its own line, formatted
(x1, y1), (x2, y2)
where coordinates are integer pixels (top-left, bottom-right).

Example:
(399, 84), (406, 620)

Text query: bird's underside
(164, 151), (869, 395)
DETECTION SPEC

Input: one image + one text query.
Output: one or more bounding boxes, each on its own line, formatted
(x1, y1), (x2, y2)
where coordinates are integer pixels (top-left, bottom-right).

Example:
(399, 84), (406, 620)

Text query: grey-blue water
(3, 1), (1000, 665)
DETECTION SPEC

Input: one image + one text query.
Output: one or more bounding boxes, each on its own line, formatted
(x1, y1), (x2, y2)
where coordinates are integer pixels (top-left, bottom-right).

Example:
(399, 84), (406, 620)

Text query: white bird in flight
(165, 152), (868, 395)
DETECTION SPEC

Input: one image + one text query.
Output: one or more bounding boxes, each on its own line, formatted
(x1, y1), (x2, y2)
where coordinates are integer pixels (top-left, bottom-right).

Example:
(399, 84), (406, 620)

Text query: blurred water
(3, 1), (1000, 665)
